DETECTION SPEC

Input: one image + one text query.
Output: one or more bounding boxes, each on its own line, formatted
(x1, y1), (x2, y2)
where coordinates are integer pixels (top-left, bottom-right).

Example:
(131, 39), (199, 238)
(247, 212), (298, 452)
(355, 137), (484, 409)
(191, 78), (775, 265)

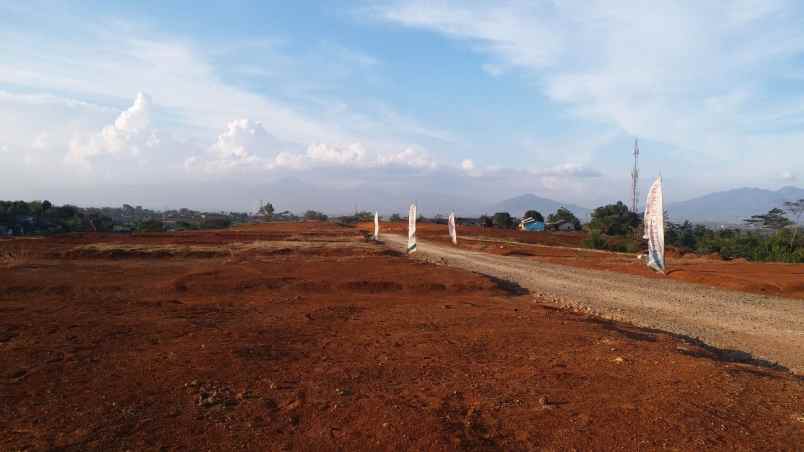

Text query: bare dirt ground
(1, 222), (803, 451)
(363, 222), (804, 300)
(381, 232), (804, 374)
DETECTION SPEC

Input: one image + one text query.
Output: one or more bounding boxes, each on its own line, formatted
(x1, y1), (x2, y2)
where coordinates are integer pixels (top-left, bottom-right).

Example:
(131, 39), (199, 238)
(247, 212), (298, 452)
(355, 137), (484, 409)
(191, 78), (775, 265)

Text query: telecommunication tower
(631, 139), (640, 212)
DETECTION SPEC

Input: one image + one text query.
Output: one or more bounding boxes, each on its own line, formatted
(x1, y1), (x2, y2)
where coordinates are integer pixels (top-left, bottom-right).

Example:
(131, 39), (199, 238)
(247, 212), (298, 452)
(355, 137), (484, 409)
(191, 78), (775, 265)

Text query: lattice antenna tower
(631, 139), (640, 212)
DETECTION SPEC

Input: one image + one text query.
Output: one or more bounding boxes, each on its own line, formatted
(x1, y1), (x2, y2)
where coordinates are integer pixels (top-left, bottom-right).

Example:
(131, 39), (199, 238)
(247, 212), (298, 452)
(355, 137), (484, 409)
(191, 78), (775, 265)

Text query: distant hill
(668, 186), (804, 224)
(483, 194), (590, 220)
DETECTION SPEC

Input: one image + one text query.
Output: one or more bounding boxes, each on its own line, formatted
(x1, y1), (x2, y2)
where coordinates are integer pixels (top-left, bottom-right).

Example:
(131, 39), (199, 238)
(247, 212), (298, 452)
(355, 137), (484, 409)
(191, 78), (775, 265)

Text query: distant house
(546, 219), (575, 231)
(456, 217), (480, 226)
(519, 217), (545, 232)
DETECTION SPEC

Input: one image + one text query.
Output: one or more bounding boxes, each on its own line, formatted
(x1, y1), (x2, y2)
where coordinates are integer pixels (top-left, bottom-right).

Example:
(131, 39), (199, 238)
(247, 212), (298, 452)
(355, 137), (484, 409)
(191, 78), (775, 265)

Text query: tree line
(581, 199), (804, 263)
(0, 200), (251, 235)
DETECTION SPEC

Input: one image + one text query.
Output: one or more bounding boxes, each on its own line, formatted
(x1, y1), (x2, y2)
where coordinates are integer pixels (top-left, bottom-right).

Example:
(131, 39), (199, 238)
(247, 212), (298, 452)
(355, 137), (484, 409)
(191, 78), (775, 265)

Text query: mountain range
(666, 186), (804, 224)
(50, 180), (802, 224)
(483, 187), (803, 224)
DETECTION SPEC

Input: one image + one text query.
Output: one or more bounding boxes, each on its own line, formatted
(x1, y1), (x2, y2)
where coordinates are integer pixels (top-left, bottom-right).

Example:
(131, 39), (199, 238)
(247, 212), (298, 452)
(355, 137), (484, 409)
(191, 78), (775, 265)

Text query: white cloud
(211, 119), (270, 161)
(31, 133), (49, 150)
(780, 170), (797, 181)
(185, 118), (281, 173)
(532, 163), (602, 178)
(272, 151), (307, 170)
(306, 142), (370, 167)
(271, 142), (437, 171)
(0, 90), (112, 112)
(481, 63), (505, 77)
(375, 0), (804, 176)
(66, 92), (159, 167)
(378, 147), (436, 169)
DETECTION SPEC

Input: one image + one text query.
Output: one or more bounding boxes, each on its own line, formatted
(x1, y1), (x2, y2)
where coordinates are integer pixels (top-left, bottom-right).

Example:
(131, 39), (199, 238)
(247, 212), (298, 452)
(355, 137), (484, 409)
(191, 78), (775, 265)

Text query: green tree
(479, 215), (493, 228)
(744, 208), (792, 230)
(589, 201), (640, 235)
(389, 213), (401, 222)
(523, 210), (544, 222)
(783, 199), (804, 248)
(492, 212), (514, 229)
(547, 207), (582, 231)
(261, 202), (274, 220)
(303, 210), (328, 221)
(85, 211), (115, 232)
(678, 221), (697, 249)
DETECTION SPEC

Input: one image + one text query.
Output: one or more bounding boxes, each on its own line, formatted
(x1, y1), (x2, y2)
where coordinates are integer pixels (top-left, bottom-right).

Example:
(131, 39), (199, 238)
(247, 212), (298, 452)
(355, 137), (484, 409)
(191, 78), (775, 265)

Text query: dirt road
(383, 234), (804, 374)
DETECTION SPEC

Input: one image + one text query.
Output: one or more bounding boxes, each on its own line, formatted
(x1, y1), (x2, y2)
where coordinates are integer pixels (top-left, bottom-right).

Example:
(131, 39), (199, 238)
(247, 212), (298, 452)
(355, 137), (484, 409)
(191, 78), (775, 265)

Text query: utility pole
(631, 138), (640, 213)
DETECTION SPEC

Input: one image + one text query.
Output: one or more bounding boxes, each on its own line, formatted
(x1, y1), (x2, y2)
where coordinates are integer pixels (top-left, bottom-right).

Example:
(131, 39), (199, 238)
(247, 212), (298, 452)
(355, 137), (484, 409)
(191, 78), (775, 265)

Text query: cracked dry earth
(0, 223), (802, 451)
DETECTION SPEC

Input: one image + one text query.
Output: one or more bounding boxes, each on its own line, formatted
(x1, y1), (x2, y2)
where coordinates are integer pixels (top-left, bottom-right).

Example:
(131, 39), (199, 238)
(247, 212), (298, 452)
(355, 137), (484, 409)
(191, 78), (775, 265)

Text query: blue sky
(1, 1), (803, 213)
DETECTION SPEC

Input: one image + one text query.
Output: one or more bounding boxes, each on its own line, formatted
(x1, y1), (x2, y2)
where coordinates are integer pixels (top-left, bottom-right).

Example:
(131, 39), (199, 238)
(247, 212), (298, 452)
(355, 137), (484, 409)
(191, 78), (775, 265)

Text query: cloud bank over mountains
(0, 89), (599, 211)
(1, 1), (802, 211)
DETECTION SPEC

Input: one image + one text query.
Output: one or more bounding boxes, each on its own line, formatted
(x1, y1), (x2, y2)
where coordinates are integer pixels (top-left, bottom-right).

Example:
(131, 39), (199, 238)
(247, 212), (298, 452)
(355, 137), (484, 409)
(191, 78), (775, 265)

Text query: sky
(1, 0), (803, 214)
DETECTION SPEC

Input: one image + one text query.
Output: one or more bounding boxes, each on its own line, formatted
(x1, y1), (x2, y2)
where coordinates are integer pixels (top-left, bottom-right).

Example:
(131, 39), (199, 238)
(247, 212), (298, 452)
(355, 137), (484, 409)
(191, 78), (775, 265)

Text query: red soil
(1, 222), (802, 451)
(362, 222), (804, 300)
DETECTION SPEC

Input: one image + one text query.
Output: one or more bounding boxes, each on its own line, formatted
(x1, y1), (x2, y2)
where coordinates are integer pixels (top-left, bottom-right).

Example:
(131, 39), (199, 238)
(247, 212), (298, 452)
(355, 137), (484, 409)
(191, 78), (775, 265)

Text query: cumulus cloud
(184, 118), (439, 174)
(780, 170), (797, 181)
(306, 142), (370, 167)
(212, 119), (271, 160)
(272, 151), (307, 170)
(185, 118), (281, 173)
(66, 92), (159, 167)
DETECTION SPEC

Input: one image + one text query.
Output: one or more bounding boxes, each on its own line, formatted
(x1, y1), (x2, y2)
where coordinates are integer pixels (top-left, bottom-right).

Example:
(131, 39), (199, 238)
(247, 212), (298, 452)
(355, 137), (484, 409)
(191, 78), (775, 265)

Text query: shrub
(303, 210), (328, 221)
(583, 230), (608, 249)
(492, 212), (514, 229)
(138, 219), (164, 233)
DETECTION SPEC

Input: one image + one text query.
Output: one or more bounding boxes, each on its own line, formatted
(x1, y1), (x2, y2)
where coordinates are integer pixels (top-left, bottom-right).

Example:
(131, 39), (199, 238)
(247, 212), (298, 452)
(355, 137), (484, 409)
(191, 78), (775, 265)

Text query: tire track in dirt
(383, 234), (804, 374)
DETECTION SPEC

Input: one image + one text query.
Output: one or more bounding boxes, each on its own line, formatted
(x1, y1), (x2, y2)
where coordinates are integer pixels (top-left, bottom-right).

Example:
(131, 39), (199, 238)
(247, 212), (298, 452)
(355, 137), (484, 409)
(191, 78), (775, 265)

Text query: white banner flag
(448, 212), (457, 245)
(408, 203), (417, 253)
(643, 176), (665, 273)
(373, 211), (379, 241)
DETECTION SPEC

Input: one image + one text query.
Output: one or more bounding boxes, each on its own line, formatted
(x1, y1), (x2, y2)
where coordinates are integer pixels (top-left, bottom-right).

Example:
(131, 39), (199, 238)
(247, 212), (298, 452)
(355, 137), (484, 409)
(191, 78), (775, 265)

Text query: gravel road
(383, 234), (804, 374)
